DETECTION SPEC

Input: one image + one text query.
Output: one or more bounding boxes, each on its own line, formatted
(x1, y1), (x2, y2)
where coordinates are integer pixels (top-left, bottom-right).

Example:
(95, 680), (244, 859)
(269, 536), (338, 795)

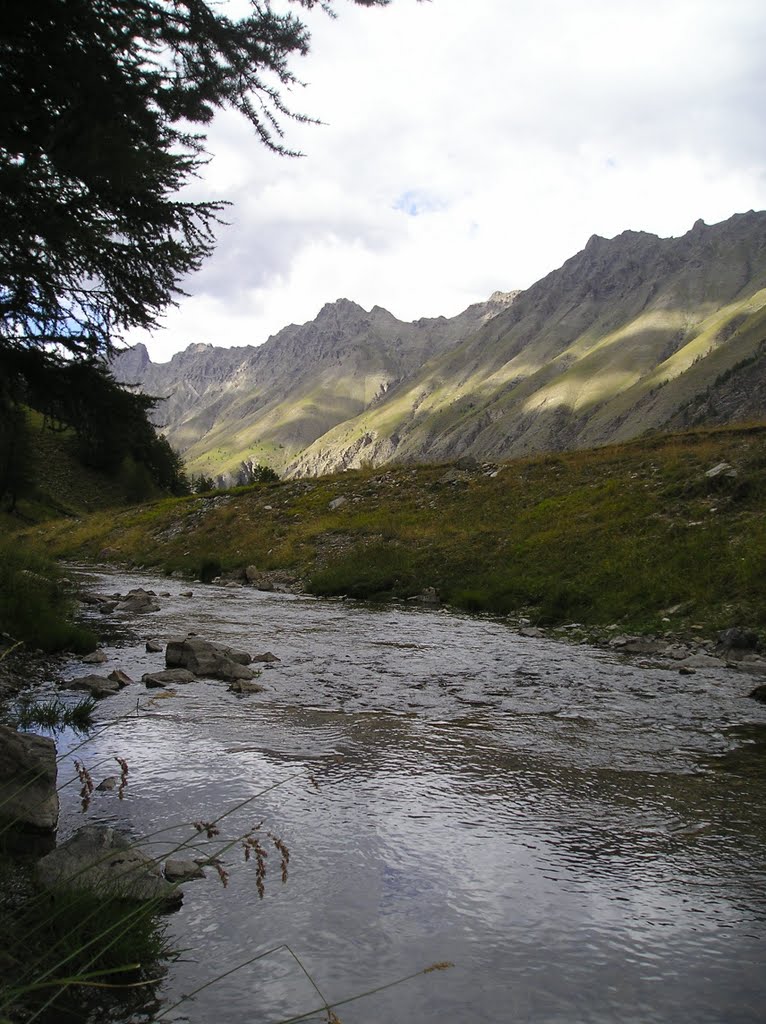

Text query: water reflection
(41, 567), (766, 1022)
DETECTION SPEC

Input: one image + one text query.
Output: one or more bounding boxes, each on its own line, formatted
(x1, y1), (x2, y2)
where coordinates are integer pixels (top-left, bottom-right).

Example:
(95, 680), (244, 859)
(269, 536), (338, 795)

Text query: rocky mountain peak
(112, 341), (150, 381)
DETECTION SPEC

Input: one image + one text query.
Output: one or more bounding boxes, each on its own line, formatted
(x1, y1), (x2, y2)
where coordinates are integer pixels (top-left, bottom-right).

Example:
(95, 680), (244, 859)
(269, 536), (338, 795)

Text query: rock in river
(0, 724), (58, 832)
(166, 636), (257, 681)
(37, 825), (182, 907)
(66, 674), (121, 699)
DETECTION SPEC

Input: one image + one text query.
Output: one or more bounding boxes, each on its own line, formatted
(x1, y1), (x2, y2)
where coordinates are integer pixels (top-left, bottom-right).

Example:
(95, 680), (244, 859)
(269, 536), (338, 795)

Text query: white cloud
(131, 0), (766, 362)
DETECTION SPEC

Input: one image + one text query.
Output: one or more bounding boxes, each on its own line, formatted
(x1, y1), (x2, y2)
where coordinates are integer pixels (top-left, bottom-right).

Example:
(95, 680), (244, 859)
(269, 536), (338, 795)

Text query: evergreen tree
(0, 0), (395, 501)
(1, 0), (392, 363)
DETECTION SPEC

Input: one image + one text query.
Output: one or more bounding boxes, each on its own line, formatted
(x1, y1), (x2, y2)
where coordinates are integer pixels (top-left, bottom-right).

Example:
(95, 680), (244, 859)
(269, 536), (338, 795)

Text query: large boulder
(165, 637), (256, 681)
(0, 724), (58, 832)
(37, 825), (182, 907)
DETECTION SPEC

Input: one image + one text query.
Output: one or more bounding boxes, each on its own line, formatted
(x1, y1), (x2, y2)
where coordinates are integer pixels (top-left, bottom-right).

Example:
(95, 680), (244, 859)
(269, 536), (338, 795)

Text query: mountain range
(114, 210), (766, 481)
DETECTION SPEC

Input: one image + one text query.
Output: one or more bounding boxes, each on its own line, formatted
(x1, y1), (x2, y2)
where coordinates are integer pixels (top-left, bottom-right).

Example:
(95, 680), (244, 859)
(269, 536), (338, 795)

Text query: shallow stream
(48, 566), (766, 1023)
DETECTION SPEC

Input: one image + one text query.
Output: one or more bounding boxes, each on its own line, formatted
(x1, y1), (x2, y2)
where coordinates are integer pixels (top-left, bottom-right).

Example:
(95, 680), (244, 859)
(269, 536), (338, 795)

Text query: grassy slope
(17, 423), (766, 637)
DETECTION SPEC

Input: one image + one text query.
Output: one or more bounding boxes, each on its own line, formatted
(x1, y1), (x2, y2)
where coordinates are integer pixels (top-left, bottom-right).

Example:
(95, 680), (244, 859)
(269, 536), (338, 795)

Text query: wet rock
(98, 601), (119, 614)
(519, 626), (545, 639)
(142, 668), (196, 688)
(663, 644), (692, 661)
(677, 654), (728, 669)
(748, 684), (766, 703)
(228, 678), (265, 695)
(409, 587), (440, 606)
(164, 858), (205, 882)
(146, 639), (164, 653)
(726, 653), (766, 675)
(67, 674), (121, 699)
(37, 826), (182, 907)
(115, 588), (161, 613)
(252, 651), (280, 663)
(96, 776), (118, 791)
(82, 650), (108, 664)
(166, 637), (256, 681)
(614, 637), (671, 656)
(107, 669), (133, 688)
(180, 590), (194, 598)
(0, 725), (59, 832)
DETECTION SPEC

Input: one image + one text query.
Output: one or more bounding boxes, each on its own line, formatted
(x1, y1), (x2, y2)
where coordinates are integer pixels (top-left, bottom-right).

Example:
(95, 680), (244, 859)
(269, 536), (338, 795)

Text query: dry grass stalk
(115, 756), (129, 799)
(74, 760), (94, 812)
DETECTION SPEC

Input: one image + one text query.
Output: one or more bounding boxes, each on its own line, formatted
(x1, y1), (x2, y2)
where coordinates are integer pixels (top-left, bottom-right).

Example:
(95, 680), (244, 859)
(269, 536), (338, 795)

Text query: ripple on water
(46, 565), (766, 1024)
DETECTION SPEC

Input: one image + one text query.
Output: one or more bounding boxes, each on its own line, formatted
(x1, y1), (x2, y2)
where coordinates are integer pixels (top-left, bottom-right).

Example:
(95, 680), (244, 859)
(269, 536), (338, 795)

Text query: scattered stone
(663, 644), (691, 661)
(616, 638), (672, 656)
(519, 626), (545, 639)
(228, 678), (265, 695)
(328, 495), (348, 510)
(661, 601), (694, 616)
(718, 627), (759, 651)
(146, 639), (164, 653)
(705, 462), (737, 479)
(676, 654), (728, 669)
(440, 468), (471, 485)
(0, 725), (59, 832)
(66, 674), (121, 699)
(115, 588), (161, 613)
(726, 653), (766, 675)
(164, 858), (205, 882)
(107, 669), (133, 688)
(143, 668), (196, 688)
(37, 826), (182, 907)
(410, 587), (440, 606)
(82, 650), (108, 664)
(180, 590), (194, 598)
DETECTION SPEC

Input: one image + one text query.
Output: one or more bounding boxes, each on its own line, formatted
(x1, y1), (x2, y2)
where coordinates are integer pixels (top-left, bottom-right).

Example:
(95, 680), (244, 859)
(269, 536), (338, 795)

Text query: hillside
(115, 211), (766, 480)
(290, 212), (766, 474)
(114, 292), (517, 481)
(24, 423), (766, 638)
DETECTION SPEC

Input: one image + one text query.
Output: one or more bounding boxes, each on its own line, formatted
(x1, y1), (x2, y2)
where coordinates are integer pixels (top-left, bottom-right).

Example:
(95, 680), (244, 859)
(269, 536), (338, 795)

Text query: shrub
(0, 543), (96, 653)
(197, 557), (223, 583)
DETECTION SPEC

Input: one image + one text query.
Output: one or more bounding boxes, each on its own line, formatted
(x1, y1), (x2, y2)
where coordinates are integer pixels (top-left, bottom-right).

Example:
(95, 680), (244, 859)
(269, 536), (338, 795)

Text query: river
(46, 566), (766, 1023)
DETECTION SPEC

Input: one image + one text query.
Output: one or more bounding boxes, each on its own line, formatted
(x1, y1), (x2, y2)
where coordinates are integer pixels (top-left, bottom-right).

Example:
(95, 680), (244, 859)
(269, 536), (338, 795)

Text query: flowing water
(48, 566), (766, 1023)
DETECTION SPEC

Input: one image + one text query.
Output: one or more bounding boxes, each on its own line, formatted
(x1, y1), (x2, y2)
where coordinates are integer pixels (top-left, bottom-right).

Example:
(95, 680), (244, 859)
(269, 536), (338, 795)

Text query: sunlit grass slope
(18, 424), (766, 636)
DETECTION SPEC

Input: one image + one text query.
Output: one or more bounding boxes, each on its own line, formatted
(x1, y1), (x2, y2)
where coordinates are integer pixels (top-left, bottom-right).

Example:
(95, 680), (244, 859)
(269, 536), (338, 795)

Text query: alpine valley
(114, 211), (766, 482)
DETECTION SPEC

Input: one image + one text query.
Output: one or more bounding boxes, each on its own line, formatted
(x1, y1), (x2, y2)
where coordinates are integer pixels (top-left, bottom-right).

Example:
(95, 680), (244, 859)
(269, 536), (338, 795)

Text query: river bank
(13, 423), (766, 645)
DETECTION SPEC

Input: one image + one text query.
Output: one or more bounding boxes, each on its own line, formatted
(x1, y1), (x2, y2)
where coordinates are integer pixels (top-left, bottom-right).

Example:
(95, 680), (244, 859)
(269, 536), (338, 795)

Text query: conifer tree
(1, 0), (391, 364)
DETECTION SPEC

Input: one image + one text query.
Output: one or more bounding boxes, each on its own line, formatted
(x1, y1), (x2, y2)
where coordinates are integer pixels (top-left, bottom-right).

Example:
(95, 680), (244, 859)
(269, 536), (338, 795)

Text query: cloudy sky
(134, 0), (766, 362)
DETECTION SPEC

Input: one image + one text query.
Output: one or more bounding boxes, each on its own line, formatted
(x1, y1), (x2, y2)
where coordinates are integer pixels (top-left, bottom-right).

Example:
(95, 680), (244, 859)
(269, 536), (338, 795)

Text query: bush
(197, 557), (223, 583)
(309, 542), (419, 600)
(0, 543), (96, 653)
